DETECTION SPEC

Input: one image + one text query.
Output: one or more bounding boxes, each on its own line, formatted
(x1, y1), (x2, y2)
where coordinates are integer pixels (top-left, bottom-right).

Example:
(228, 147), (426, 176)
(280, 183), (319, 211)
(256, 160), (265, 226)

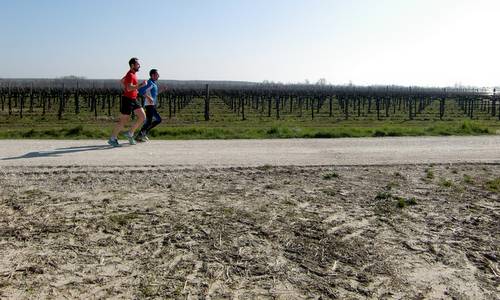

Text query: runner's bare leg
(129, 107), (146, 136)
(111, 114), (130, 138)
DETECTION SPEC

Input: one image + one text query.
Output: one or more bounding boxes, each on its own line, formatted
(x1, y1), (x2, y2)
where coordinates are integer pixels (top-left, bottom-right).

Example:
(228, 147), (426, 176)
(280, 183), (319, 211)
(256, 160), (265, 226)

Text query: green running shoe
(107, 138), (121, 147)
(122, 131), (136, 145)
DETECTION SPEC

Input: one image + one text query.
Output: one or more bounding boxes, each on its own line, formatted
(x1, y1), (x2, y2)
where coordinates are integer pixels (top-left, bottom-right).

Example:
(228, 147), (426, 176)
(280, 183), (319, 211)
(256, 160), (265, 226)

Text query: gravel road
(0, 136), (499, 167)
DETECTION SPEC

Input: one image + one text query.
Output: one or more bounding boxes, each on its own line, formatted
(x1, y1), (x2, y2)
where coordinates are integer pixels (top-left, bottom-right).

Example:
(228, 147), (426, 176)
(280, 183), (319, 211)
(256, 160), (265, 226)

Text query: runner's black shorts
(120, 96), (142, 115)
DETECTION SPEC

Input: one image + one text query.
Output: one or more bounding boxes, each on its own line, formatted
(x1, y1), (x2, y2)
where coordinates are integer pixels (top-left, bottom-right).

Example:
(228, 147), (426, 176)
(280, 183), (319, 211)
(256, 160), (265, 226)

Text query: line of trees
(0, 79), (498, 121)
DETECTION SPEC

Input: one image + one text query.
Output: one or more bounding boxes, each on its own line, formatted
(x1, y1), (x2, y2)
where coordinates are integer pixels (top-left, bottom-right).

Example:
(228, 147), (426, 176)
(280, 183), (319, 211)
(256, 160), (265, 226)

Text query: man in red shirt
(108, 57), (147, 146)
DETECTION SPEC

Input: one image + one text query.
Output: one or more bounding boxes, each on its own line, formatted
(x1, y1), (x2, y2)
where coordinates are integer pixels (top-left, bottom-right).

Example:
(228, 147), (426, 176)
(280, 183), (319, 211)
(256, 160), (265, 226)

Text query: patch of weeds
(385, 181), (399, 190)
(109, 213), (138, 226)
(266, 126), (279, 135)
(425, 168), (435, 180)
(460, 120), (490, 134)
(454, 185), (465, 193)
(375, 191), (393, 200)
(486, 178), (500, 193)
(322, 188), (337, 196)
(439, 178), (453, 188)
(222, 207), (234, 216)
(396, 197), (417, 208)
(394, 196), (406, 208)
(406, 197), (417, 205)
(323, 171), (340, 180)
(463, 174), (473, 184)
(24, 286), (37, 296)
(257, 164), (272, 171)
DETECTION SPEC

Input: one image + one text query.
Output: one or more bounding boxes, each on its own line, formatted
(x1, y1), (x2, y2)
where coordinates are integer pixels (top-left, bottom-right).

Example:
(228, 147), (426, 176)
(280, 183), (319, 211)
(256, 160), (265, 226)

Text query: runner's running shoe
(135, 135), (145, 142)
(135, 131), (147, 142)
(107, 138), (121, 147)
(122, 131), (136, 145)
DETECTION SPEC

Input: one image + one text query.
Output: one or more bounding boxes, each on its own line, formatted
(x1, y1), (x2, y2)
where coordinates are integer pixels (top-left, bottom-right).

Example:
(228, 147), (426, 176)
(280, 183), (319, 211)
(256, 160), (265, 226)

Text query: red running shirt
(122, 70), (138, 99)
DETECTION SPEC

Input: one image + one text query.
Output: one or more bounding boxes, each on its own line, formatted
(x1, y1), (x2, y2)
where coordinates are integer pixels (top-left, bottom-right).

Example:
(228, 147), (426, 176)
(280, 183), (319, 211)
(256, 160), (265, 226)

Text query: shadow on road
(1, 144), (117, 160)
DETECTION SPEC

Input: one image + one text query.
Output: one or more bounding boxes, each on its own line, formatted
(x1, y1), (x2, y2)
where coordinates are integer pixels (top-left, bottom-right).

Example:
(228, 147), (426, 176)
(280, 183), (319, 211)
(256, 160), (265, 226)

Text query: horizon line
(0, 77), (498, 89)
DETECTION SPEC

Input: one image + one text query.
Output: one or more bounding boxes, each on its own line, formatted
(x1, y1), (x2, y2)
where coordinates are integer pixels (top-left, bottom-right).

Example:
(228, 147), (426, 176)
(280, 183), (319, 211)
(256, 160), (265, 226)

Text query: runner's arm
(144, 94), (154, 105)
(125, 81), (146, 92)
(138, 81), (154, 105)
(122, 75), (146, 92)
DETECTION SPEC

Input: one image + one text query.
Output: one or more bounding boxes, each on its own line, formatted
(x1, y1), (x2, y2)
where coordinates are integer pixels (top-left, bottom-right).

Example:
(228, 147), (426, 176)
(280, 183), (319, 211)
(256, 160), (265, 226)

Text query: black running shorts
(120, 96), (142, 115)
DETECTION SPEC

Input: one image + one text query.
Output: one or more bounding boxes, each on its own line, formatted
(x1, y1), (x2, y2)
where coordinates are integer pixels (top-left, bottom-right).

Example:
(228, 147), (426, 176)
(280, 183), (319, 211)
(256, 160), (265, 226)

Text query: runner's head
(129, 57), (140, 73)
(149, 69), (159, 81)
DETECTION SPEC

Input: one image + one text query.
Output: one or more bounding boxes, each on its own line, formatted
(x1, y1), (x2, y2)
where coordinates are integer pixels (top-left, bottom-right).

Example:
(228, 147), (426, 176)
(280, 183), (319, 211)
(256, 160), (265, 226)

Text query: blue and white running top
(138, 79), (158, 106)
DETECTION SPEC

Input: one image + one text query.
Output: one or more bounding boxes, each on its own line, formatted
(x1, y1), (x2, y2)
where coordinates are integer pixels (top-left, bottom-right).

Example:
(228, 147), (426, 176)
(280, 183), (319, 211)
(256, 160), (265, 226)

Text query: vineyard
(0, 79), (498, 138)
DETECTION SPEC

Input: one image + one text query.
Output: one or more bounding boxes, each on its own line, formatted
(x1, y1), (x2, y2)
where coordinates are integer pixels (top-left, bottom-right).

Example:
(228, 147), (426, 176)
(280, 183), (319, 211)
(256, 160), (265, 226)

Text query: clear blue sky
(0, 0), (498, 87)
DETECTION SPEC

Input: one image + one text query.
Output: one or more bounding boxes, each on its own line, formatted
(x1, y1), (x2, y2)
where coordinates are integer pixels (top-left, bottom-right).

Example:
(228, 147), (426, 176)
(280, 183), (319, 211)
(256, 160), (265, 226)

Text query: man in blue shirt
(136, 69), (162, 142)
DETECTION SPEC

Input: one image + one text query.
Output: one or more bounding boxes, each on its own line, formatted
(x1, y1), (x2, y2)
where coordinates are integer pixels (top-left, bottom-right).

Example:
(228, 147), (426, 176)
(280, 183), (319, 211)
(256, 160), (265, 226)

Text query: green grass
(425, 168), (435, 180)
(374, 191), (417, 208)
(0, 96), (498, 139)
(375, 191), (393, 200)
(257, 164), (273, 171)
(439, 178), (454, 188)
(396, 197), (418, 208)
(486, 178), (500, 193)
(385, 181), (399, 190)
(0, 120), (496, 140)
(322, 171), (340, 180)
(463, 174), (473, 184)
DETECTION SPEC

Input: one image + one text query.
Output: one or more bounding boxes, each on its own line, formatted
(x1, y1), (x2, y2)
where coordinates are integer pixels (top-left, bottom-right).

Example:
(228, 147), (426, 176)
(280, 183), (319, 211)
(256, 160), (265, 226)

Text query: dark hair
(129, 57), (139, 66)
(149, 69), (158, 77)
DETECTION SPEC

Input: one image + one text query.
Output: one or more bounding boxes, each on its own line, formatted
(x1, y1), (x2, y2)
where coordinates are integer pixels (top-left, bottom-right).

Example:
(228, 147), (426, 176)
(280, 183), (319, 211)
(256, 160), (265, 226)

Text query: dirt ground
(0, 164), (498, 299)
